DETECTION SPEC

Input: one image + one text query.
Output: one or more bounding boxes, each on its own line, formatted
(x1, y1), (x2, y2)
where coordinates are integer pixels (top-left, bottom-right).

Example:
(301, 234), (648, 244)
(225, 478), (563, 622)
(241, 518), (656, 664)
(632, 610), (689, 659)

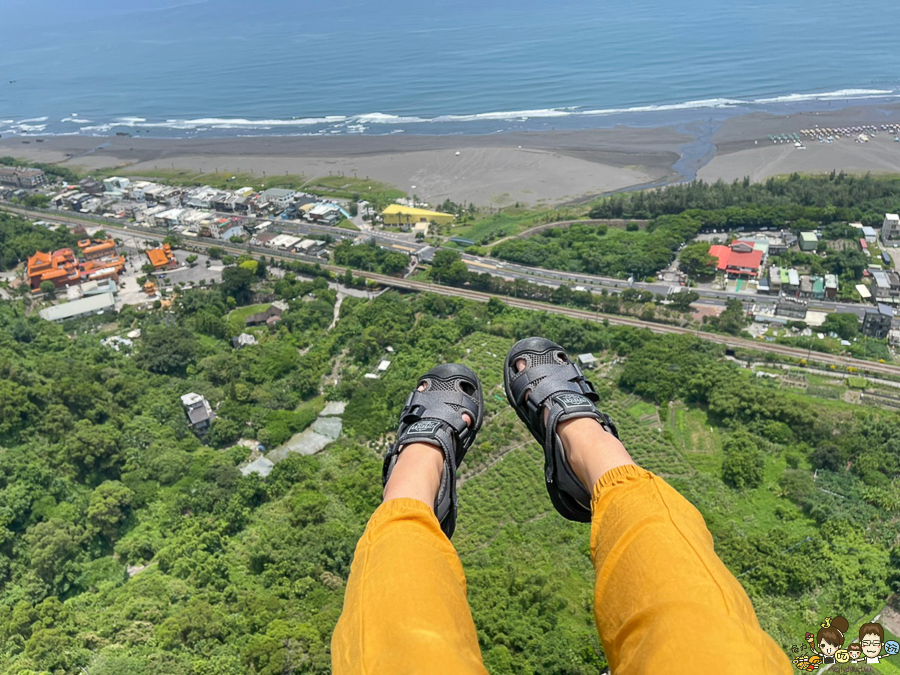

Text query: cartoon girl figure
(847, 642), (863, 663)
(813, 616), (849, 665)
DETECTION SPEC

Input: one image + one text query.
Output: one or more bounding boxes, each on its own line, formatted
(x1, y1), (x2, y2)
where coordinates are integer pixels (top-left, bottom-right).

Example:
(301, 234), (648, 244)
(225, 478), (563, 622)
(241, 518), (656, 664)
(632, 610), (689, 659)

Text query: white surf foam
(752, 88), (897, 104)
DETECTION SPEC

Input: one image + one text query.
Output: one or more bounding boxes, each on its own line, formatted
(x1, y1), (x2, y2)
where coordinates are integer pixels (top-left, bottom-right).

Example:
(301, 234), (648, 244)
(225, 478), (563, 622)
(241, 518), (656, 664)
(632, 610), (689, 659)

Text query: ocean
(2, 0), (900, 139)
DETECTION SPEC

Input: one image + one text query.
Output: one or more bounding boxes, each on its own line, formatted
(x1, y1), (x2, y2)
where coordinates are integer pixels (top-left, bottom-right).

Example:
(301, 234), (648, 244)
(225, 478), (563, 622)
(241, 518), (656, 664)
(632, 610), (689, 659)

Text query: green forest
(491, 174), (900, 279)
(0, 230), (899, 673)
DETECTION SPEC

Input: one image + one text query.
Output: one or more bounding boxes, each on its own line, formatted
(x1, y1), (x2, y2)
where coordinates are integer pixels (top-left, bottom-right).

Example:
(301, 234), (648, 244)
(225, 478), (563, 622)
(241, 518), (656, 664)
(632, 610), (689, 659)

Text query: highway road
(13, 203), (878, 318)
(6, 205), (900, 380)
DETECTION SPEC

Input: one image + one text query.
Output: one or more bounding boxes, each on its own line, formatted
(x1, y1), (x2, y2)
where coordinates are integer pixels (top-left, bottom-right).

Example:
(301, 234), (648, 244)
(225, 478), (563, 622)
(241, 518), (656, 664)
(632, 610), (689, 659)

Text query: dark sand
(5, 102), (900, 204)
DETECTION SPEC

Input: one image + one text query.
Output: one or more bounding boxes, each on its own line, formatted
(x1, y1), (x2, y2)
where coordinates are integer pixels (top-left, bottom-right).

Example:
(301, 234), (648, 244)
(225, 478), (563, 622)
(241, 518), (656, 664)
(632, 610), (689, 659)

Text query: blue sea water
(2, 0), (900, 138)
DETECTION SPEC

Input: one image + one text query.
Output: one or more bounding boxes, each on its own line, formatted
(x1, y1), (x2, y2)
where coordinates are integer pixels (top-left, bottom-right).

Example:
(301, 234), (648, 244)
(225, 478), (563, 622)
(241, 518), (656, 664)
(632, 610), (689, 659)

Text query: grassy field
(335, 218), (360, 231)
(95, 167), (405, 207)
(301, 174), (405, 206)
(450, 206), (586, 244)
(226, 302), (271, 335)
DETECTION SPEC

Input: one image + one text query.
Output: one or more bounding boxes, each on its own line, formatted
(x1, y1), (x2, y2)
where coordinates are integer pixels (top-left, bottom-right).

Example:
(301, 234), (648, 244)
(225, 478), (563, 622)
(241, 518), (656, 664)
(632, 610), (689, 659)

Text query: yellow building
(382, 204), (454, 227)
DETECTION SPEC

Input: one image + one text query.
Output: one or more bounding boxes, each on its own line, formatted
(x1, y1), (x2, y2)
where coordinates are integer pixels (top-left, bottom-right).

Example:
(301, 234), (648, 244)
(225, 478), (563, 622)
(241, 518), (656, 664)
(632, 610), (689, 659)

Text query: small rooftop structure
(377, 360), (392, 372)
(241, 456), (275, 478)
(799, 231), (819, 251)
(245, 303), (286, 327)
(232, 333), (258, 349)
(577, 353), (597, 369)
(180, 393), (215, 432)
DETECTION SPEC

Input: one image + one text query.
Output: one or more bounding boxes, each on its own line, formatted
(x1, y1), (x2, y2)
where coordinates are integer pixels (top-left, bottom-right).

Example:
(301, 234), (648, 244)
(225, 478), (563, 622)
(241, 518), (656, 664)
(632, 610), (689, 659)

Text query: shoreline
(5, 101), (900, 206)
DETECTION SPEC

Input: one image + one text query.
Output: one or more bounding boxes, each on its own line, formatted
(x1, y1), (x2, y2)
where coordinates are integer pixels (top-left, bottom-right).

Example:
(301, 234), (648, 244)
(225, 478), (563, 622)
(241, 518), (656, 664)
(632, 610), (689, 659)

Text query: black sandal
(382, 364), (484, 538)
(503, 337), (619, 522)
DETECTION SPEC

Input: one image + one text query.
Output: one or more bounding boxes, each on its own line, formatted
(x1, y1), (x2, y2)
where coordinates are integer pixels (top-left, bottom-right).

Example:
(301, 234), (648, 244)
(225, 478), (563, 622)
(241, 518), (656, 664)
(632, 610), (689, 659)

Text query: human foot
(504, 338), (631, 521)
(382, 364), (483, 538)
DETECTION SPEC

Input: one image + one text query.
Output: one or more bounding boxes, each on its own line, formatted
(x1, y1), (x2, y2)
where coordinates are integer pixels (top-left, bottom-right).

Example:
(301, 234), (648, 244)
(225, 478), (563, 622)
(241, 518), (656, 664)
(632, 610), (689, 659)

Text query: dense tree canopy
(0, 229), (896, 673)
(491, 215), (701, 278)
(0, 212), (80, 271)
(589, 172), (900, 225)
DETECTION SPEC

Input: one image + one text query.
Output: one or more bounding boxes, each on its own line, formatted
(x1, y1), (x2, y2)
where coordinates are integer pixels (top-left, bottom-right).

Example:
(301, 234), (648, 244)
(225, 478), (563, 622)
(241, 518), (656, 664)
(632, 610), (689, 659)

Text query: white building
(103, 176), (131, 195)
(293, 239), (327, 256)
(184, 186), (220, 209)
(180, 393), (215, 432)
(268, 234), (302, 250)
(883, 214), (900, 246)
(862, 226), (878, 244)
(127, 181), (154, 201)
(261, 188), (296, 209)
(39, 292), (116, 322)
(151, 208), (186, 228)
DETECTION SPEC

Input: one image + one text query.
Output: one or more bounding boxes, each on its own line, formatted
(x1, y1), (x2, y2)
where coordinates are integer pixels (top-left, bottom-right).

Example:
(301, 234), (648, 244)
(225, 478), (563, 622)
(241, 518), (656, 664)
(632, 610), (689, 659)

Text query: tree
(220, 266), (256, 304)
(678, 242), (717, 278)
(811, 444), (844, 472)
(721, 431), (764, 489)
(88, 481), (134, 539)
(239, 259), (259, 275)
(39, 280), (55, 297)
(430, 249), (468, 285)
(703, 299), (747, 336)
(25, 518), (85, 592)
(669, 290), (699, 311)
(185, 254), (198, 266)
(822, 312), (860, 340)
(136, 325), (198, 375)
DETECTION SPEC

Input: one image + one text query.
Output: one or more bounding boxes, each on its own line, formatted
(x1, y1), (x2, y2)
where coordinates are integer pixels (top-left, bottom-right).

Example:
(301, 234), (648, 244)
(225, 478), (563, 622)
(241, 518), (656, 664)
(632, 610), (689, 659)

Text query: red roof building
(708, 241), (763, 278)
(27, 246), (124, 290)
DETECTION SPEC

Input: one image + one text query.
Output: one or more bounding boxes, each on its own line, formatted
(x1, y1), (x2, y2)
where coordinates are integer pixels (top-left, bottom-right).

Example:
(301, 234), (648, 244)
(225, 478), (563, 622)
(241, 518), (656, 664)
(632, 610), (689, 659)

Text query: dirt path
(329, 292), (345, 330)
(458, 442), (528, 488)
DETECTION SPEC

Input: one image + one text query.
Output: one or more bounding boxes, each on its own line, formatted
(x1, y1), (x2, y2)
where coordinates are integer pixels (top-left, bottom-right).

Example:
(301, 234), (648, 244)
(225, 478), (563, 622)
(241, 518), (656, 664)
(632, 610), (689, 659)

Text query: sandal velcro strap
(399, 390), (478, 441)
(504, 337), (619, 523)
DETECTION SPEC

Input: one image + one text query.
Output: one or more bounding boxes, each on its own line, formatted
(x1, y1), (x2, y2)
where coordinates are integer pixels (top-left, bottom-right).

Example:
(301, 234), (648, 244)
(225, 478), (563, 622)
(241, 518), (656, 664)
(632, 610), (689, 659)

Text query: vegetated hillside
(0, 280), (898, 673)
(0, 211), (80, 271)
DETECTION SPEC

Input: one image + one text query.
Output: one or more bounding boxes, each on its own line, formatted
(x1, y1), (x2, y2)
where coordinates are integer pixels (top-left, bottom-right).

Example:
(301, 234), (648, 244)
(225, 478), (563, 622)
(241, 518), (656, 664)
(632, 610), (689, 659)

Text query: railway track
(7, 205), (900, 379)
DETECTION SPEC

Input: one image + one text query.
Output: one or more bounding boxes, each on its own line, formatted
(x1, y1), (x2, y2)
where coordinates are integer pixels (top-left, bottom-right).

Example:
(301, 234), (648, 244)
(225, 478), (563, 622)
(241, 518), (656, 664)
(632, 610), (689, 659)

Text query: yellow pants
(332, 464), (792, 674)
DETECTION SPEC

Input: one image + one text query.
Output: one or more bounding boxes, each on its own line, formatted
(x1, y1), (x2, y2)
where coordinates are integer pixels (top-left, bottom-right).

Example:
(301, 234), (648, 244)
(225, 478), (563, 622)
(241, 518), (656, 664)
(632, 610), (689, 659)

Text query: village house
(709, 241), (763, 278)
(180, 393), (215, 434)
(0, 166), (47, 188)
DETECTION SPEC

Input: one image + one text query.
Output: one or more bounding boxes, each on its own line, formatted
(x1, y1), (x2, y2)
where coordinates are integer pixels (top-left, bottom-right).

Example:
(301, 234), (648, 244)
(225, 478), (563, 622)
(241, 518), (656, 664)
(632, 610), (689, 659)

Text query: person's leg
(509, 351), (790, 675)
(332, 391), (486, 675)
(560, 416), (791, 674)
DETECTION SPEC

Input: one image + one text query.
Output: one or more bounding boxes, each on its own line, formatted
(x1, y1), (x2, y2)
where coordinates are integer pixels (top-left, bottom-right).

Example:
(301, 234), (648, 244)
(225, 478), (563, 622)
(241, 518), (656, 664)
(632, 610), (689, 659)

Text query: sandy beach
(0, 129), (686, 207)
(5, 102), (900, 205)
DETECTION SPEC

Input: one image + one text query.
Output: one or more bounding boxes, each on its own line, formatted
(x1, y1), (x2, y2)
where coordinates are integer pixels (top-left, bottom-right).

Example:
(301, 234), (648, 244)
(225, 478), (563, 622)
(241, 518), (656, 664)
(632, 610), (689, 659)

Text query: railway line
(6, 205), (900, 379)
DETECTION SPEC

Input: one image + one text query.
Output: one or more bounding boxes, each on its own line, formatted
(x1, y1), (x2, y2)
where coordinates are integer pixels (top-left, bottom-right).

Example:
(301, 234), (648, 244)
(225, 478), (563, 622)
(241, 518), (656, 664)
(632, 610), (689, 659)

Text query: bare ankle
(557, 417), (635, 490)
